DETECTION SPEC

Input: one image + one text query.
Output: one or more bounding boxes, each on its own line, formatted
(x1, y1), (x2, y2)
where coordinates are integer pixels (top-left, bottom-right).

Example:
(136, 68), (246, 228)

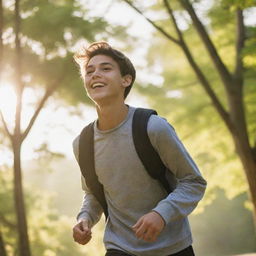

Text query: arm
(72, 136), (103, 244)
(133, 115), (206, 241)
(76, 176), (103, 225)
(148, 116), (207, 223)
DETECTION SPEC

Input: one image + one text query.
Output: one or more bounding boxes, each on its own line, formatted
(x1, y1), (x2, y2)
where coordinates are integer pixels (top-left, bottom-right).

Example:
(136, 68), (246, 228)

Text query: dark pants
(105, 245), (195, 256)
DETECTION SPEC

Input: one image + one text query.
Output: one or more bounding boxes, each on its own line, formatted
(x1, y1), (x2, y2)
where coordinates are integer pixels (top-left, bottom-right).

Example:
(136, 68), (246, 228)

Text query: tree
(122, 0), (256, 223)
(0, 0), (125, 255)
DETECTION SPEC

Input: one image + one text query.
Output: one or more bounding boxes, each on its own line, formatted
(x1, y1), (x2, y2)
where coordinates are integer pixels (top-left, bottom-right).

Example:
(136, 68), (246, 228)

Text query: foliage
(1, 0), (129, 106)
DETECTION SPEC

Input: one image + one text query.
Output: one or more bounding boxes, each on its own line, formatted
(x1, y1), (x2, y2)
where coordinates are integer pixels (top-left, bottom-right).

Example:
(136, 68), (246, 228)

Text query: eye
(103, 67), (111, 71)
(86, 70), (93, 75)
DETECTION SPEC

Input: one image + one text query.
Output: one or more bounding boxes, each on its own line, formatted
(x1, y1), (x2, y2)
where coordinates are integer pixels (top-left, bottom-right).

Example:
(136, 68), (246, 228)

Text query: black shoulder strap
(132, 108), (172, 194)
(78, 122), (108, 219)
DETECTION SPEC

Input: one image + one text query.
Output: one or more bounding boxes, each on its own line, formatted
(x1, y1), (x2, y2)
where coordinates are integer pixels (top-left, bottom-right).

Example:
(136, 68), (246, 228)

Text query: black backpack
(78, 108), (177, 219)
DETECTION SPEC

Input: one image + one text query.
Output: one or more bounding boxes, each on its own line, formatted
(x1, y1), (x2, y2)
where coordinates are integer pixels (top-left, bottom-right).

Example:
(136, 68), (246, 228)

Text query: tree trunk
(13, 0), (32, 254)
(12, 137), (31, 256)
(228, 85), (256, 224)
(234, 136), (256, 224)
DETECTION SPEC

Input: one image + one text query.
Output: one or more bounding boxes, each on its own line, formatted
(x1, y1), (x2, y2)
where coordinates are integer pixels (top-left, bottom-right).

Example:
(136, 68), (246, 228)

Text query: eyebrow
(86, 62), (114, 69)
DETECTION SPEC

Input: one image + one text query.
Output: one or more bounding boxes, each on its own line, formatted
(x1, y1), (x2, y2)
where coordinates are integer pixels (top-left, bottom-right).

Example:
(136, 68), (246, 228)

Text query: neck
(96, 102), (129, 131)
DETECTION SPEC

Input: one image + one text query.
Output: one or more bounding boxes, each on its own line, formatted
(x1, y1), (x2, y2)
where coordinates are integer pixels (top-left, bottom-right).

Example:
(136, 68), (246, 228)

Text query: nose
(91, 69), (102, 79)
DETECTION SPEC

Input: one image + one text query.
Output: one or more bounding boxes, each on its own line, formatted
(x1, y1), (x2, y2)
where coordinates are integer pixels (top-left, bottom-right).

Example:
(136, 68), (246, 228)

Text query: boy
(72, 41), (206, 256)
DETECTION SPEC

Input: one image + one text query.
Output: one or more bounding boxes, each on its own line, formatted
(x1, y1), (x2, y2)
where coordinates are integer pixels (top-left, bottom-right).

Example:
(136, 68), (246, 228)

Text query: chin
(90, 94), (111, 104)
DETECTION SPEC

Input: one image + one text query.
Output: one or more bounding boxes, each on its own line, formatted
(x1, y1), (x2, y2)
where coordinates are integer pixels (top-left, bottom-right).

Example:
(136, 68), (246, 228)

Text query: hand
(73, 219), (92, 245)
(132, 211), (165, 242)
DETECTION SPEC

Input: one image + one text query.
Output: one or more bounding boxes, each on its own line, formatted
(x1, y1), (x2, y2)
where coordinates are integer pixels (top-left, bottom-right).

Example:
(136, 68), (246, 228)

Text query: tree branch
(180, 0), (233, 90)
(234, 8), (245, 85)
(163, 0), (233, 132)
(21, 81), (61, 142)
(122, 0), (180, 45)
(0, 110), (13, 140)
(122, 0), (233, 132)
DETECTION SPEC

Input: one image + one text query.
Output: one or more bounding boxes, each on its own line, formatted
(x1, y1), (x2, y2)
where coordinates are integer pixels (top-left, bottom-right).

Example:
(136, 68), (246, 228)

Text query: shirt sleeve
(73, 136), (103, 226)
(147, 115), (207, 224)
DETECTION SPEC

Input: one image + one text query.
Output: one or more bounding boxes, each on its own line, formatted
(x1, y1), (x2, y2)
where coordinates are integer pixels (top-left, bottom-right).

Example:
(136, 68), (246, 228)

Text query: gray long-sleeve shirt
(73, 106), (206, 256)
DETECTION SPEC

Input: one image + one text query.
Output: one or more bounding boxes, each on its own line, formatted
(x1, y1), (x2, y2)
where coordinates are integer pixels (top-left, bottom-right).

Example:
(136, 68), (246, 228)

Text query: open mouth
(91, 83), (105, 89)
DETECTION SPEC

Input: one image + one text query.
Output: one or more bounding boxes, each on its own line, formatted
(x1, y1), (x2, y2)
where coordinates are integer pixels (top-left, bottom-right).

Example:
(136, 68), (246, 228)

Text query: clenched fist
(73, 219), (92, 245)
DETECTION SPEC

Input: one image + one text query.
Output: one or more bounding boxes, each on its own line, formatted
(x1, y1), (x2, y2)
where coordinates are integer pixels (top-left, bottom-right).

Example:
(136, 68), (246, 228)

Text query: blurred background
(0, 0), (256, 255)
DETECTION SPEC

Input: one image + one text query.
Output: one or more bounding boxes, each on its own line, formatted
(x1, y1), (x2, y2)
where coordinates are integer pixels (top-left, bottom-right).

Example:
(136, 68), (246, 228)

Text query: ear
(121, 74), (132, 88)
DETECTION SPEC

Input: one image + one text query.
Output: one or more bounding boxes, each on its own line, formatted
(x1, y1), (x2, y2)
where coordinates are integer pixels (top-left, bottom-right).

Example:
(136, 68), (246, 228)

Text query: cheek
(84, 77), (90, 87)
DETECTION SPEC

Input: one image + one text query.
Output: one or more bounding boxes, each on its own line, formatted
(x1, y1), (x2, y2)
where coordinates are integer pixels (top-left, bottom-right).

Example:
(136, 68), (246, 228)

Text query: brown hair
(74, 41), (136, 99)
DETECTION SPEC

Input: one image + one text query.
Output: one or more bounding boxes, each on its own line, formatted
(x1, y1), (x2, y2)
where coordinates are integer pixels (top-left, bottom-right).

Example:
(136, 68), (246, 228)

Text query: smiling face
(84, 54), (132, 105)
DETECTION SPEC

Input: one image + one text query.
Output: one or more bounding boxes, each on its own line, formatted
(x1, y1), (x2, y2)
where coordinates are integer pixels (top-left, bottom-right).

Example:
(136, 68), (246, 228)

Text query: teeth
(92, 83), (104, 89)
